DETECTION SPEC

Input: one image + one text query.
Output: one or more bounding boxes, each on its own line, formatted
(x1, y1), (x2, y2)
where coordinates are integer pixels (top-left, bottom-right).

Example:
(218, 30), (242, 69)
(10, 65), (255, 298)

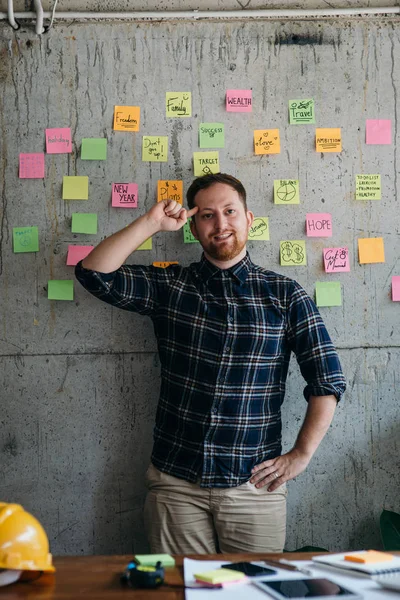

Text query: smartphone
(222, 561), (277, 577)
(253, 578), (363, 599)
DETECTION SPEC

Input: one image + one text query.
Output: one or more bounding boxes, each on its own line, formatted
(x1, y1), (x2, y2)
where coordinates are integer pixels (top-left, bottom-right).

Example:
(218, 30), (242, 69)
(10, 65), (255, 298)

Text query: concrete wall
(0, 16), (399, 555)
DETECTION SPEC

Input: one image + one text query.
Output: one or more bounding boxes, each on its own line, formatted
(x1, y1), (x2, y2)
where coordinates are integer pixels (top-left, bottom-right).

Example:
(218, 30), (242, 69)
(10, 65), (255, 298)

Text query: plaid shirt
(76, 253), (345, 488)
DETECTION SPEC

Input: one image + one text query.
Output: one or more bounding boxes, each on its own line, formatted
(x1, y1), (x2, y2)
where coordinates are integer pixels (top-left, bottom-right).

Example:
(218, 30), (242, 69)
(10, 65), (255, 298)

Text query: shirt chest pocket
(235, 306), (285, 358)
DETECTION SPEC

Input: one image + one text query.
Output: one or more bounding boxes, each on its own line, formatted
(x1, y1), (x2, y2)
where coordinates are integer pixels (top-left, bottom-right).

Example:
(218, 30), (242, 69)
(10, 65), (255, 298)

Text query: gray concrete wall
(0, 17), (399, 555)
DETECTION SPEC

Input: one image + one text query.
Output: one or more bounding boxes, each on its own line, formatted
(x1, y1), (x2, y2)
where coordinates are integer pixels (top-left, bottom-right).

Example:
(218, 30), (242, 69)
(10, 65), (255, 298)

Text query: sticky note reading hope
(226, 89), (252, 112)
(66, 245), (94, 266)
(81, 138), (107, 160)
(46, 128), (72, 153)
(315, 282), (342, 307)
(356, 175), (381, 200)
(254, 129), (280, 155)
(193, 152), (220, 176)
(19, 153), (45, 178)
(274, 180), (299, 204)
(248, 217), (269, 241)
(316, 128), (342, 152)
(112, 183), (138, 208)
(113, 106), (140, 131)
(280, 241), (307, 266)
(13, 227), (39, 253)
(366, 119), (391, 145)
(289, 99), (315, 124)
(358, 238), (385, 264)
(199, 123), (225, 148)
(306, 213), (332, 237)
(166, 92), (192, 117)
(142, 137), (168, 162)
(63, 176), (89, 200)
(323, 247), (350, 273)
(157, 180), (183, 204)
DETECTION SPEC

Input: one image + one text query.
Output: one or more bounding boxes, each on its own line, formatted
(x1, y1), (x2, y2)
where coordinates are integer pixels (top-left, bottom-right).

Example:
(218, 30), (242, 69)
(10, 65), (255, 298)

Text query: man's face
(190, 183), (254, 263)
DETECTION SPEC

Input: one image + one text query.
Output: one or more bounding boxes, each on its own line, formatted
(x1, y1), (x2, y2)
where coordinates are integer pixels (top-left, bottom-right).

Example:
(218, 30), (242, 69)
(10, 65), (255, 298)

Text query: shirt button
(225, 347), (231, 353)
(219, 376), (225, 383)
(228, 316), (234, 323)
(212, 407), (218, 414)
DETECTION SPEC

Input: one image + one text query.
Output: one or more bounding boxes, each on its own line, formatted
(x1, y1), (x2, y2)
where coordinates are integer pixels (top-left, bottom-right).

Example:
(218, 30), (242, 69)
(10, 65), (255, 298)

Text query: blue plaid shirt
(76, 253), (345, 488)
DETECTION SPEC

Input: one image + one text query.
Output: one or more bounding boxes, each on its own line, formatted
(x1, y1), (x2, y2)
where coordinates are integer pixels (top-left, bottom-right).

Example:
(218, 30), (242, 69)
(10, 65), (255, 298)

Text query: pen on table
(263, 559), (314, 577)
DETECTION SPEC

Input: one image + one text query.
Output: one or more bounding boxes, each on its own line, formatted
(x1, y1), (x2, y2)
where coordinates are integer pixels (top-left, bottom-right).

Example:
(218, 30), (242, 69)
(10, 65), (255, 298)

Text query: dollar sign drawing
(293, 244), (303, 263)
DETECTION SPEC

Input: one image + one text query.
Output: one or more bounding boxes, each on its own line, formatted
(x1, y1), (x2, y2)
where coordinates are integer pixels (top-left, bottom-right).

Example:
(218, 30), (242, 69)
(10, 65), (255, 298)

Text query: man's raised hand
(147, 200), (198, 232)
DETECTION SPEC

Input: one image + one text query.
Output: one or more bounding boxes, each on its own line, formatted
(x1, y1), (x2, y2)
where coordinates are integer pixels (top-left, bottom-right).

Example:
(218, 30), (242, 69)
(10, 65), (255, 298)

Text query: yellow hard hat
(0, 503), (55, 572)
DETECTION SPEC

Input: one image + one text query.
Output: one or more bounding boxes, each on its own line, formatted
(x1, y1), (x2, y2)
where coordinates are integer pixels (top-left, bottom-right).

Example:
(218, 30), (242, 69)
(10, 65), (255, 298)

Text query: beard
(204, 231), (247, 262)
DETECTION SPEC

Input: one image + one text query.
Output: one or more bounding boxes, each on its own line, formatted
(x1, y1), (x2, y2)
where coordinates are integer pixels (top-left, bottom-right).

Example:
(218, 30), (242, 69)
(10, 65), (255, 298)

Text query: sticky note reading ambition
(19, 153), (45, 179)
(46, 128), (72, 153)
(274, 180), (299, 204)
(254, 130), (280, 155)
(316, 128), (342, 152)
(358, 237), (385, 264)
(193, 152), (220, 177)
(356, 175), (381, 200)
(157, 180), (183, 204)
(199, 123), (225, 148)
(183, 222), (199, 244)
(315, 282), (342, 307)
(48, 280), (74, 301)
(112, 183), (138, 208)
(306, 213), (332, 238)
(63, 176), (89, 200)
(280, 240), (307, 266)
(323, 247), (350, 273)
(166, 92), (192, 117)
(142, 136), (168, 162)
(289, 99), (315, 124)
(248, 217), (269, 241)
(113, 106), (140, 131)
(13, 227), (39, 253)
(366, 119), (392, 145)
(226, 89), (252, 112)
(81, 138), (107, 160)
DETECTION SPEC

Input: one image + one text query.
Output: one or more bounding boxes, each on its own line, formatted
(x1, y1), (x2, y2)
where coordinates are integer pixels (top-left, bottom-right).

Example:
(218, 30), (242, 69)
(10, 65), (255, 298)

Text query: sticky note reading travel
(63, 176), (89, 200)
(274, 180), (299, 204)
(46, 128), (72, 153)
(392, 276), (400, 301)
(323, 247), (350, 273)
(199, 123), (225, 148)
(315, 282), (342, 307)
(112, 183), (138, 208)
(19, 153), (45, 178)
(306, 213), (332, 237)
(13, 227), (39, 253)
(193, 151), (220, 176)
(157, 180), (183, 204)
(153, 261), (179, 268)
(71, 213), (98, 234)
(254, 129), (280, 155)
(142, 136), (168, 162)
(289, 99), (315, 124)
(280, 240), (307, 266)
(166, 92), (192, 117)
(66, 245), (94, 266)
(356, 174), (381, 200)
(248, 217), (269, 241)
(113, 106), (140, 131)
(316, 128), (342, 152)
(226, 89), (252, 112)
(358, 237), (385, 264)
(366, 119), (392, 145)
(137, 238), (152, 250)
(48, 280), (74, 301)
(183, 222), (199, 243)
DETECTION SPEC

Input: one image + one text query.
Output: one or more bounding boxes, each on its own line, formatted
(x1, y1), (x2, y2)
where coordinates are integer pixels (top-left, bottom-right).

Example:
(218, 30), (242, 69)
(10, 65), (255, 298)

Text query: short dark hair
(186, 173), (247, 211)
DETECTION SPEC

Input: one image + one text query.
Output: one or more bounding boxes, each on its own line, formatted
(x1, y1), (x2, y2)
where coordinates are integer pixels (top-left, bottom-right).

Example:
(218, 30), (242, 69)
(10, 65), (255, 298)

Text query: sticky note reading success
(254, 129), (280, 155)
(193, 152), (220, 177)
(199, 123), (225, 148)
(358, 238), (385, 264)
(157, 180), (183, 204)
(113, 106), (140, 131)
(280, 241), (307, 266)
(316, 128), (342, 152)
(248, 217), (269, 241)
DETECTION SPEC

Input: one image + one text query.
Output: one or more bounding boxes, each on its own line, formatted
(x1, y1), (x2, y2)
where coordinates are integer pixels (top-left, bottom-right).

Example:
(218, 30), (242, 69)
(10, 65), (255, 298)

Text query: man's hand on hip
(147, 200), (198, 232)
(250, 448), (311, 492)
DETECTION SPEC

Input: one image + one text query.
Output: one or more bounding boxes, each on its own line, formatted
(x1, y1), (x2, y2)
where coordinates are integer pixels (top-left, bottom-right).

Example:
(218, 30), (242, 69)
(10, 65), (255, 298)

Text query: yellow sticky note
(142, 136), (168, 162)
(254, 129), (280, 155)
(316, 128), (342, 152)
(193, 152), (220, 177)
(194, 569), (246, 585)
(274, 179), (300, 204)
(355, 175), (381, 200)
(280, 240), (307, 266)
(248, 217), (269, 241)
(153, 261), (178, 268)
(63, 176), (89, 200)
(157, 180), (183, 204)
(166, 92), (192, 117)
(358, 237), (385, 264)
(137, 238), (152, 250)
(113, 106), (140, 131)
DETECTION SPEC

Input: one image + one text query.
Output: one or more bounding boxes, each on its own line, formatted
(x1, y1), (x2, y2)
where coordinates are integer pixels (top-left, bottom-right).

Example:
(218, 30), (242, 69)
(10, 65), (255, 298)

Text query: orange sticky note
(358, 237), (385, 264)
(157, 180), (183, 204)
(113, 106), (140, 131)
(316, 128), (342, 152)
(254, 129), (280, 155)
(345, 551), (393, 564)
(153, 261), (178, 268)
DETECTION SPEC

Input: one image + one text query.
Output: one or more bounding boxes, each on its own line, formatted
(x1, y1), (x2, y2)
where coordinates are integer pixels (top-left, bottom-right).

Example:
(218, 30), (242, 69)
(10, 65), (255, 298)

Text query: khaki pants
(144, 463), (287, 554)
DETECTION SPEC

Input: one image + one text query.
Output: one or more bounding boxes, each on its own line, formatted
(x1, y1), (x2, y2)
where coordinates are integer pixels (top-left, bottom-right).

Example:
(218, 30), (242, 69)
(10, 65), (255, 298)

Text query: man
(76, 173), (346, 554)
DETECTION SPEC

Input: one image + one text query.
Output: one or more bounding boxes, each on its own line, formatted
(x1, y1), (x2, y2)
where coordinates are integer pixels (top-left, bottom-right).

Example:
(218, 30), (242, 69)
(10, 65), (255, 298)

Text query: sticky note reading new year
(323, 247), (350, 273)
(358, 237), (385, 264)
(289, 99), (315, 124)
(153, 262), (179, 268)
(71, 213), (98, 234)
(248, 217), (269, 241)
(63, 176), (89, 200)
(199, 123), (225, 148)
(315, 281), (342, 307)
(226, 89), (252, 112)
(366, 119), (391, 145)
(254, 130), (280, 155)
(274, 180), (299, 204)
(46, 128), (72, 153)
(306, 213), (332, 237)
(81, 138), (107, 160)
(392, 276), (400, 302)
(113, 106), (140, 131)
(356, 175), (381, 200)
(13, 227), (39, 253)
(66, 245), (94, 266)
(48, 280), (74, 301)
(112, 183), (138, 208)
(157, 180), (183, 204)
(19, 153), (45, 178)
(142, 136), (168, 162)
(316, 128), (342, 152)
(193, 152), (220, 176)
(137, 238), (152, 250)
(166, 92), (192, 117)
(280, 240), (307, 266)
(183, 222), (199, 243)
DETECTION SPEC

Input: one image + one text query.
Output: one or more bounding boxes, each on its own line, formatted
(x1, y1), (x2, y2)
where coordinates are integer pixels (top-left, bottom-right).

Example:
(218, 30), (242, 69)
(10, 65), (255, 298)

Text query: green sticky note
(280, 240), (307, 266)
(71, 213), (98, 234)
(274, 180), (300, 204)
(193, 151), (220, 177)
(199, 123), (225, 148)
(81, 138), (107, 160)
(289, 99), (315, 124)
(355, 174), (381, 200)
(48, 280), (74, 301)
(135, 554), (175, 567)
(137, 237), (152, 250)
(142, 136), (168, 162)
(315, 281), (342, 307)
(248, 217), (269, 241)
(63, 176), (89, 200)
(13, 226), (39, 253)
(183, 221), (199, 243)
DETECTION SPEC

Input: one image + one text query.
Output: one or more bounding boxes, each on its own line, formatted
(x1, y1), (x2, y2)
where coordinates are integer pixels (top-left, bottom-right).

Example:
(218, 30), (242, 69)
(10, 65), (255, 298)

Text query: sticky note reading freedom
(112, 183), (138, 208)
(289, 99), (315, 124)
(274, 180), (299, 204)
(13, 227), (39, 253)
(226, 90), (252, 112)
(323, 247), (350, 273)
(81, 138), (107, 160)
(157, 180), (183, 204)
(71, 213), (98, 234)
(315, 282), (342, 307)
(199, 123), (225, 148)
(193, 152), (220, 176)
(306, 213), (332, 237)
(280, 240), (307, 266)
(248, 217), (269, 241)
(142, 137), (168, 162)
(358, 237), (385, 264)
(316, 128), (342, 152)
(356, 175), (381, 200)
(48, 280), (74, 301)
(63, 176), (89, 200)
(254, 130), (280, 155)
(166, 92), (192, 117)
(46, 128), (72, 153)
(113, 106), (140, 131)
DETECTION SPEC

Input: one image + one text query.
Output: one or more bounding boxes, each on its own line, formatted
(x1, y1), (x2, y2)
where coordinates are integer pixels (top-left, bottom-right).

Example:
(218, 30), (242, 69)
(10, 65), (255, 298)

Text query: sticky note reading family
(274, 180), (299, 204)
(306, 213), (332, 237)
(254, 130), (280, 155)
(183, 222), (199, 244)
(315, 282), (342, 307)
(112, 183), (138, 208)
(13, 227), (39, 253)
(226, 89), (252, 112)
(193, 152), (220, 177)
(316, 128), (342, 152)
(63, 176), (89, 200)
(166, 92), (192, 117)
(19, 153), (45, 179)
(289, 99), (315, 124)
(248, 217), (269, 241)
(280, 241), (307, 266)
(113, 106), (140, 131)
(46, 128), (72, 153)
(358, 237), (385, 264)
(81, 138), (107, 160)
(323, 247), (350, 273)
(142, 136), (168, 162)
(199, 123), (225, 149)
(356, 175), (381, 200)
(157, 180), (183, 204)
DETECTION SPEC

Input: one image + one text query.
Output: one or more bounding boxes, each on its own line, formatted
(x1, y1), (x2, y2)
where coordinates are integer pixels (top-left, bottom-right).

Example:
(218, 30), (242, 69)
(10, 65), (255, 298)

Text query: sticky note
(366, 119), (391, 145)
(113, 106), (140, 131)
(194, 569), (246, 584)
(316, 128), (342, 152)
(306, 213), (332, 237)
(356, 174), (381, 200)
(48, 280), (74, 301)
(81, 138), (107, 160)
(323, 247), (350, 273)
(112, 183), (138, 208)
(46, 128), (72, 153)
(193, 151), (220, 176)
(137, 238), (152, 250)
(392, 276), (400, 301)
(66, 245), (94, 266)
(315, 282), (342, 307)
(142, 136), (168, 162)
(345, 551), (393, 564)
(183, 222), (199, 243)
(358, 237), (385, 264)
(280, 240), (307, 266)
(254, 129), (280, 155)
(289, 99), (315, 124)
(166, 92), (191, 117)
(157, 180), (183, 204)
(226, 89), (252, 112)
(153, 262), (179, 268)
(19, 153), (45, 178)
(274, 179), (299, 204)
(63, 176), (89, 200)
(13, 227), (39, 253)
(135, 554), (175, 567)
(248, 217), (269, 241)
(199, 123), (225, 148)
(71, 213), (98, 234)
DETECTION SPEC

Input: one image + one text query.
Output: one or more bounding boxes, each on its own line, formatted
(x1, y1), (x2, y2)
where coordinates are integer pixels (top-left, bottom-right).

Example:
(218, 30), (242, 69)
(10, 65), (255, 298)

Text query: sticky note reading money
(137, 237), (152, 250)
(81, 138), (107, 160)
(355, 175), (381, 200)
(366, 119), (391, 145)
(248, 217), (269, 241)
(323, 247), (350, 273)
(113, 106), (140, 131)
(316, 128), (342, 152)
(153, 262), (179, 268)
(254, 129), (280, 155)
(306, 213), (332, 237)
(142, 136), (168, 162)
(19, 153), (45, 178)
(71, 213), (98, 234)
(157, 180), (183, 204)
(48, 280), (74, 301)
(226, 89), (252, 112)
(274, 180), (299, 204)
(199, 123), (225, 148)
(358, 238), (385, 264)
(112, 183), (138, 208)
(13, 227), (39, 253)
(280, 240), (307, 266)
(193, 151), (220, 176)
(66, 245), (94, 266)
(315, 282), (342, 307)
(166, 92), (192, 117)
(183, 222), (199, 243)
(289, 99), (315, 124)
(46, 128), (72, 153)
(63, 176), (89, 200)
(392, 276), (400, 301)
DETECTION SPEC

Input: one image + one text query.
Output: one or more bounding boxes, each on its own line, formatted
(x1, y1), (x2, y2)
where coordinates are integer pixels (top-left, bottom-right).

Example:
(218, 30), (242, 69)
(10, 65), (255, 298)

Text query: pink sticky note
(392, 276), (400, 301)
(19, 153), (45, 178)
(366, 120), (392, 145)
(46, 128), (72, 154)
(226, 89), (252, 112)
(66, 245), (94, 266)
(323, 247), (350, 273)
(112, 182), (138, 208)
(306, 213), (332, 237)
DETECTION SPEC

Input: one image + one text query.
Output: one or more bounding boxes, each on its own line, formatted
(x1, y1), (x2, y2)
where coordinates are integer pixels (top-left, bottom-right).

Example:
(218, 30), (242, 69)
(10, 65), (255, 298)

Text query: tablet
(253, 578), (363, 600)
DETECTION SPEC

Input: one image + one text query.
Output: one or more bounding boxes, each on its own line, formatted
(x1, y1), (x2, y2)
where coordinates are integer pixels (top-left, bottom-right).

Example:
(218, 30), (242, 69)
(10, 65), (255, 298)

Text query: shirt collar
(197, 252), (252, 285)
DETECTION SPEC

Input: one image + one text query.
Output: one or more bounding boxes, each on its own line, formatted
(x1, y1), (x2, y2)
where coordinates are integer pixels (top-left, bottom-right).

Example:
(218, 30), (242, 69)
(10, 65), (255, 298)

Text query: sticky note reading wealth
(254, 129), (280, 155)
(63, 176), (89, 200)
(13, 227), (39, 253)
(199, 123), (225, 149)
(166, 92), (192, 117)
(274, 180), (299, 204)
(358, 237), (385, 264)
(112, 183), (138, 208)
(356, 175), (381, 200)
(113, 106), (140, 131)
(280, 240), (307, 266)
(289, 99), (315, 124)
(323, 247), (350, 273)
(306, 213), (332, 237)
(366, 119), (392, 145)
(66, 245), (94, 266)
(48, 280), (74, 301)
(153, 262), (179, 268)
(137, 238), (152, 250)
(248, 217), (269, 241)
(135, 554), (175, 567)
(81, 138), (107, 160)
(392, 276), (400, 301)
(19, 153), (45, 178)
(157, 180), (183, 204)
(142, 136), (168, 162)
(315, 281), (342, 307)
(183, 221), (199, 243)
(316, 128), (342, 152)
(226, 89), (252, 112)
(193, 151), (220, 176)
(46, 128), (72, 153)
(71, 213), (98, 234)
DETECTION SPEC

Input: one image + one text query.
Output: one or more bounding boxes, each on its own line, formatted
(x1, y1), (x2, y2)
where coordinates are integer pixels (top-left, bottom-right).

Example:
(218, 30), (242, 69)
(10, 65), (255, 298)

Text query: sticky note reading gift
(289, 99), (315, 124)
(63, 176), (89, 200)
(226, 89), (252, 112)
(46, 128), (72, 153)
(254, 130), (280, 155)
(112, 183), (138, 208)
(323, 247), (350, 273)
(356, 175), (381, 200)
(366, 119), (392, 145)
(358, 237), (385, 264)
(142, 136), (168, 162)
(81, 138), (107, 160)
(274, 180), (299, 204)
(392, 276), (400, 302)
(48, 280), (74, 301)
(315, 282), (342, 307)
(19, 153), (45, 178)
(113, 106), (140, 131)
(66, 245), (94, 266)
(71, 213), (98, 234)
(280, 240), (307, 266)
(157, 180), (183, 204)
(248, 217), (269, 241)
(199, 123), (225, 148)
(316, 128), (342, 152)
(13, 227), (39, 253)
(166, 92), (192, 117)
(306, 213), (332, 237)
(193, 152), (220, 176)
